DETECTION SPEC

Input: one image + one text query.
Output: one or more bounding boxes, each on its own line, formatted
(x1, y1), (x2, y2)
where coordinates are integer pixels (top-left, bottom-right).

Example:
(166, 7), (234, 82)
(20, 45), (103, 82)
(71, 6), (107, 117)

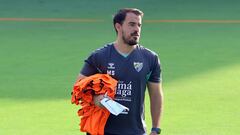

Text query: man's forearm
(150, 91), (163, 127)
(148, 82), (164, 128)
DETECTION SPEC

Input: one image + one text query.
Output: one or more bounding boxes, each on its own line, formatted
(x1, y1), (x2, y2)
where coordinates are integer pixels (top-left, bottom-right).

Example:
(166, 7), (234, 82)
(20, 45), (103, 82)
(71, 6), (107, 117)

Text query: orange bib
(71, 74), (117, 135)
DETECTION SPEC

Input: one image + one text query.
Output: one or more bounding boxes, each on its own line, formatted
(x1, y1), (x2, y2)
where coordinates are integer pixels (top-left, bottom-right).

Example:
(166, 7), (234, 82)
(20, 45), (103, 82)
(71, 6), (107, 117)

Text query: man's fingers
(93, 95), (104, 107)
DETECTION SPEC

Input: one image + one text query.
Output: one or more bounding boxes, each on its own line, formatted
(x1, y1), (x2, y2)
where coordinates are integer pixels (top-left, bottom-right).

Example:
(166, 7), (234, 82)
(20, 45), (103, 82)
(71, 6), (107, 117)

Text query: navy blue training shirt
(81, 43), (161, 135)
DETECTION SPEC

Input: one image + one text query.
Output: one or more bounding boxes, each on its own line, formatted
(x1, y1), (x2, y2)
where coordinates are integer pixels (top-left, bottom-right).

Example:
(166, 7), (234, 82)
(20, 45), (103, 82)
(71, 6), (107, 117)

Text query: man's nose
(134, 27), (140, 33)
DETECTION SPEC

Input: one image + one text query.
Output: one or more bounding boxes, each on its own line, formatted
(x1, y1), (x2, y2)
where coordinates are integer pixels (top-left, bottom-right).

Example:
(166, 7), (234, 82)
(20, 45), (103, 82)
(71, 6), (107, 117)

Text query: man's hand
(150, 131), (158, 135)
(93, 94), (105, 107)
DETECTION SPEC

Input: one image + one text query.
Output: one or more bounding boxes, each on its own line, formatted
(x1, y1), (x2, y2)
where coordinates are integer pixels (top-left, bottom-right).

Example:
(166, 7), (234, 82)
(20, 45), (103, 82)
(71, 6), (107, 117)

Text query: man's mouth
(132, 36), (139, 40)
(131, 34), (139, 38)
(131, 32), (139, 37)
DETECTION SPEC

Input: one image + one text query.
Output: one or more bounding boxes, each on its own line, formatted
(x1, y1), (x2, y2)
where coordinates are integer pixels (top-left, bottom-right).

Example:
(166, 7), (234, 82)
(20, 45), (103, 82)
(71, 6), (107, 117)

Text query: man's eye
(129, 23), (135, 26)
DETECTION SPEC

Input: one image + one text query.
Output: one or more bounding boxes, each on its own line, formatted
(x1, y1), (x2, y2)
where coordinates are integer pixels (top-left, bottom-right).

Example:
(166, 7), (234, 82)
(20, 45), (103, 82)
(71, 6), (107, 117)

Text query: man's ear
(115, 23), (122, 33)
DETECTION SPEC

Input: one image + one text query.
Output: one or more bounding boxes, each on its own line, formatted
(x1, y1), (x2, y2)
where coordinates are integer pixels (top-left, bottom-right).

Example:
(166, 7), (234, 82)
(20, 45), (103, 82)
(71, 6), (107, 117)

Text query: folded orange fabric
(71, 74), (117, 135)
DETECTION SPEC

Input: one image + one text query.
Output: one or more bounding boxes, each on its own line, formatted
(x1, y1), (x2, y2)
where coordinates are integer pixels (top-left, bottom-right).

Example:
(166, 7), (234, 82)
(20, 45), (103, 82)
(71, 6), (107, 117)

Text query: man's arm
(75, 73), (104, 107)
(147, 82), (163, 134)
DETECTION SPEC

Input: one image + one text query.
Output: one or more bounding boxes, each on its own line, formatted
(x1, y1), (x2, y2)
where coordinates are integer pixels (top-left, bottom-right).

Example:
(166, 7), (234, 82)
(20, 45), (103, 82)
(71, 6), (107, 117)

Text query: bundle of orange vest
(71, 74), (118, 135)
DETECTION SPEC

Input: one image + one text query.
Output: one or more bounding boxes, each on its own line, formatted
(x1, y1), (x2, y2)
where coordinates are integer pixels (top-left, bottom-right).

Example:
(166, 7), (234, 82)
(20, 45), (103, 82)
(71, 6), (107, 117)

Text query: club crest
(133, 62), (143, 72)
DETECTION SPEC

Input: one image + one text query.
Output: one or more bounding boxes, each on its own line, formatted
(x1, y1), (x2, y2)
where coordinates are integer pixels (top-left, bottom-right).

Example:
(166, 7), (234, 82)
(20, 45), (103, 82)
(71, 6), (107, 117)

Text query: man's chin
(127, 40), (139, 46)
(122, 36), (139, 46)
(127, 42), (138, 46)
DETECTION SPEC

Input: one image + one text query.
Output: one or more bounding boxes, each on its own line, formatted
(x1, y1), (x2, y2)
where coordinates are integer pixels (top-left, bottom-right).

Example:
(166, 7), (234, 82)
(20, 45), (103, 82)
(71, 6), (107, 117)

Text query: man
(76, 8), (163, 135)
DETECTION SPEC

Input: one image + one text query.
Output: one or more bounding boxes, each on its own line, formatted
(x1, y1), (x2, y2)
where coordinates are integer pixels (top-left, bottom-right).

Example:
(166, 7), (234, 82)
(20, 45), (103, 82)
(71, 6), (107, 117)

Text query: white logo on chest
(107, 63), (115, 75)
(133, 62), (143, 72)
(107, 63), (115, 69)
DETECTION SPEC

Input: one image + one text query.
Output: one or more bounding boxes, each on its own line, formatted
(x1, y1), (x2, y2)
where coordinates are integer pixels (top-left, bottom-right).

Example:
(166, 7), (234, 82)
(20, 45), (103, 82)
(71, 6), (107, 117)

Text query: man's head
(113, 8), (144, 46)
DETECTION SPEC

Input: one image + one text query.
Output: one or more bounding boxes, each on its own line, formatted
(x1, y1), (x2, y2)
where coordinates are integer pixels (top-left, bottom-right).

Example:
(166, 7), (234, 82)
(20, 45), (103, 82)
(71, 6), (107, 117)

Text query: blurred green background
(0, 0), (240, 135)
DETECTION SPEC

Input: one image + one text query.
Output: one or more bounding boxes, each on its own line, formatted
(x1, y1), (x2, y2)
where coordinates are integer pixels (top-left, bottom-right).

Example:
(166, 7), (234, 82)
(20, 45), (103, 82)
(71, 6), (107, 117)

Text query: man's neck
(114, 40), (136, 54)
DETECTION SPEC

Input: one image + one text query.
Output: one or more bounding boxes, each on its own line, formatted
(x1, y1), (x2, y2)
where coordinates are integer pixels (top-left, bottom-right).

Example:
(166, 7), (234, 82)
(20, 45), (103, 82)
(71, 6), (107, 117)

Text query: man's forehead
(125, 12), (142, 23)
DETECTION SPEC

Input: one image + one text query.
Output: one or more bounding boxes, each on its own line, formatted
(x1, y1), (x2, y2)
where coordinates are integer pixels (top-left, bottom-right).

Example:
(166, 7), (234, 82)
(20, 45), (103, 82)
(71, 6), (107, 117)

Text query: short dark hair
(113, 8), (144, 33)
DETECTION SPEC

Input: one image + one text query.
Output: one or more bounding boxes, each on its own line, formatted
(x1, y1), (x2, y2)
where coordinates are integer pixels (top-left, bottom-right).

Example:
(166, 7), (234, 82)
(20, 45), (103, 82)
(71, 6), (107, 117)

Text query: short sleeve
(148, 55), (162, 83)
(80, 52), (100, 76)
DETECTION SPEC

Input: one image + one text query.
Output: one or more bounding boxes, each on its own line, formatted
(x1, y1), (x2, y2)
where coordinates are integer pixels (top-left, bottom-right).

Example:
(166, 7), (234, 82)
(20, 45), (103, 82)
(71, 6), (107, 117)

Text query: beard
(122, 31), (139, 46)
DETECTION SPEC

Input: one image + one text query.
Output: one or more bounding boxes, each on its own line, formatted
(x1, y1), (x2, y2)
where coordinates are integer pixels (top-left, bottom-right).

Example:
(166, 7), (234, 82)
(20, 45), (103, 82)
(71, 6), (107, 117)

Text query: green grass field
(0, 0), (240, 135)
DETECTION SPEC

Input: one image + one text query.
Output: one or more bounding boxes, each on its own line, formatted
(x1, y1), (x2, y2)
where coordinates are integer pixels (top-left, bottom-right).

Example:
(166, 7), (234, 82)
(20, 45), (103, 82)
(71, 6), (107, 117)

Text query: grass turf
(0, 0), (240, 134)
